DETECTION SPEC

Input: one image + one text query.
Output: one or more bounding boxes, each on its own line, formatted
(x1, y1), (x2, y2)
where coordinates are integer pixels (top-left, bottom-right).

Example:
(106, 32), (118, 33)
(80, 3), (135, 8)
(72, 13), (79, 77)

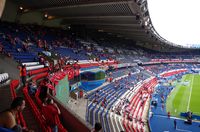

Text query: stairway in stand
(22, 102), (42, 132)
(17, 90), (42, 131)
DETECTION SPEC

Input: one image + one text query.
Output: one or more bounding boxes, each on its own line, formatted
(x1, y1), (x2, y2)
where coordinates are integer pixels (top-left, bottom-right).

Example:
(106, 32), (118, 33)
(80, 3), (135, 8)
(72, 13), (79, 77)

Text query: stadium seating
(22, 62), (40, 66)
(0, 73), (9, 84)
(85, 67), (153, 131)
(28, 67), (49, 76)
(0, 127), (13, 132)
(26, 65), (45, 71)
(1, 21), (200, 132)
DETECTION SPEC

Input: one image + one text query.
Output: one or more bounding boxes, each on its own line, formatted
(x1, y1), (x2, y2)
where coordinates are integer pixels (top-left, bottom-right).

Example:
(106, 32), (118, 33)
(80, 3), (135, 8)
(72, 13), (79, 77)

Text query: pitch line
(187, 75), (194, 111)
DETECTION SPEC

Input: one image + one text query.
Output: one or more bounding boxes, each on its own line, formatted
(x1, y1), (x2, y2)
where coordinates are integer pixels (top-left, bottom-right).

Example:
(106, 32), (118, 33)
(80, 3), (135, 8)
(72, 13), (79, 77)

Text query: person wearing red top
(167, 111), (171, 118)
(20, 65), (27, 87)
(42, 98), (61, 132)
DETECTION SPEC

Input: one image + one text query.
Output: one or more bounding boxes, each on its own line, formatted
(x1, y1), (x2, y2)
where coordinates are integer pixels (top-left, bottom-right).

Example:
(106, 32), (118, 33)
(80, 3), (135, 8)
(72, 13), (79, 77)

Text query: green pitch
(166, 74), (200, 117)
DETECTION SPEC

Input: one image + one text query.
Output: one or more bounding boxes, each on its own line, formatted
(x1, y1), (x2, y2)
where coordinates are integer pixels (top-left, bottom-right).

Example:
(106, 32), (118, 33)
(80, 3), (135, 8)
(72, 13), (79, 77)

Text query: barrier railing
(23, 87), (52, 132)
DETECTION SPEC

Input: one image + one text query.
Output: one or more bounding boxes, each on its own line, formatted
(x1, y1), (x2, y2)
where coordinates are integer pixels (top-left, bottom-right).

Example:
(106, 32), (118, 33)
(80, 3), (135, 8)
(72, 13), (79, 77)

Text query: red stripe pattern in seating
(29, 68), (49, 76)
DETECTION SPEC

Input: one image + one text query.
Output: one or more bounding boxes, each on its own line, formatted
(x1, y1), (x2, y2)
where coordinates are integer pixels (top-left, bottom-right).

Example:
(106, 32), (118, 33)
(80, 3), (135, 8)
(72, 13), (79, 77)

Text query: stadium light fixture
(19, 6), (23, 10)
(44, 13), (48, 18)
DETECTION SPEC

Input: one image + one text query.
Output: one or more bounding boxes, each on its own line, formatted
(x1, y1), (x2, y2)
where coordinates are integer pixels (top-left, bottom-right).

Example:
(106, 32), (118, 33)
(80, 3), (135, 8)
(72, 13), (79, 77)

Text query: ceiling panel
(14, 0), (128, 9)
(47, 3), (133, 17)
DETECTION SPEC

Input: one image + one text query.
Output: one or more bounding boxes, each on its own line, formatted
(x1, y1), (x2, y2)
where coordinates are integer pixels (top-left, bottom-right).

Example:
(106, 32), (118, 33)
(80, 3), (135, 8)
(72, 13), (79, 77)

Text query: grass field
(166, 74), (200, 117)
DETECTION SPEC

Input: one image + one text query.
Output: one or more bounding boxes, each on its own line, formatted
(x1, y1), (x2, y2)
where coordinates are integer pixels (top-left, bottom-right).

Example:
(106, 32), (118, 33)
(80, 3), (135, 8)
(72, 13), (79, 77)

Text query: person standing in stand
(42, 98), (61, 132)
(20, 65), (27, 87)
(174, 119), (177, 129)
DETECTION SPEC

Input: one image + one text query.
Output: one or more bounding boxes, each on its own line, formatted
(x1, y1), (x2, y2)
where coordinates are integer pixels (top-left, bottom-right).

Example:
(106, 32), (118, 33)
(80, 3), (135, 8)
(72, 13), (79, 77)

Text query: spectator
(44, 60), (50, 67)
(184, 118), (192, 125)
(39, 79), (48, 101)
(101, 97), (107, 108)
(149, 111), (153, 118)
(91, 122), (102, 132)
(42, 98), (61, 132)
(161, 103), (164, 110)
(174, 119), (177, 129)
(38, 55), (45, 65)
(187, 111), (192, 119)
(127, 114), (133, 121)
(0, 97), (33, 132)
(20, 65), (27, 87)
(167, 112), (170, 118)
(94, 90), (99, 98)
(28, 80), (37, 95)
(17, 48), (22, 53)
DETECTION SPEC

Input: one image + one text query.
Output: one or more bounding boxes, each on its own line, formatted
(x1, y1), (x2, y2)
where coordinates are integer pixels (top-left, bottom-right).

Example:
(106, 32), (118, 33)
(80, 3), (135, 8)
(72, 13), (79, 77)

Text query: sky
(147, 0), (200, 48)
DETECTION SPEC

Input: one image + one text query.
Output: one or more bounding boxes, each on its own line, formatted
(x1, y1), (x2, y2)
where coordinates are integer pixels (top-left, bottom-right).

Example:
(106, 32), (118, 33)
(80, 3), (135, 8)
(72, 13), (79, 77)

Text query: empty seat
(26, 65), (44, 71)
(22, 62), (40, 66)
(0, 73), (9, 83)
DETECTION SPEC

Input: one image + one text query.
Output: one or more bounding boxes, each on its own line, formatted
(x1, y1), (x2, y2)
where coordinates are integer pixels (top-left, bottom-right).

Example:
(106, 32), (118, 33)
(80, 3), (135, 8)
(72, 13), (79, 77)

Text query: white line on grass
(187, 75), (194, 111)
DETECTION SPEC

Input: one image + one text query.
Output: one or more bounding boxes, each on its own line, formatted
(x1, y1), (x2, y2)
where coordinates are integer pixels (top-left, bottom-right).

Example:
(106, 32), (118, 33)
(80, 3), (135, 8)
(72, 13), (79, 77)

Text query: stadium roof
(12, 0), (199, 52)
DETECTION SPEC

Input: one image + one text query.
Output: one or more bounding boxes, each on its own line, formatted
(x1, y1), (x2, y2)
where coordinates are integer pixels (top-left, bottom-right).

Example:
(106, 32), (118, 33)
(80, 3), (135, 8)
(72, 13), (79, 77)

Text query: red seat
(29, 68), (49, 76)
(32, 72), (48, 81)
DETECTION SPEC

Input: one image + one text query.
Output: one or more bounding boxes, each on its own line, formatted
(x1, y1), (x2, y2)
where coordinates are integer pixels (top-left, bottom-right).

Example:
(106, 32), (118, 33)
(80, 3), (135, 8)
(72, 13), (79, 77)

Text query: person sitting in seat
(0, 97), (33, 132)
(28, 80), (37, 95)
(127, 114), (133, 121)
(101, 97), (107, 108)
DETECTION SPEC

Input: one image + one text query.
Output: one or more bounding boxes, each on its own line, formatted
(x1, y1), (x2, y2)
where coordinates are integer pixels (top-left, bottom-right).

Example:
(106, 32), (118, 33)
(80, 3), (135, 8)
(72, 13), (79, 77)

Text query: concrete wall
(19, 11), (43, 25)
(0, 54), (20, 80)
(1, 0), (18, 22)
(1, 0), (62, 27)
(19, 12), (62, 27)
(0, 0), (6, 18)
(50, 94), (92, 132)
(43, 18), (62, 28)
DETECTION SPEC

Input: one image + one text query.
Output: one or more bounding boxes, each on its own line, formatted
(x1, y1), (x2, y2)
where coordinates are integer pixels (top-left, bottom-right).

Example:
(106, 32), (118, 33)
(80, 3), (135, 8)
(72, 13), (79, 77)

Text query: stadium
(0, 0), (200, 132)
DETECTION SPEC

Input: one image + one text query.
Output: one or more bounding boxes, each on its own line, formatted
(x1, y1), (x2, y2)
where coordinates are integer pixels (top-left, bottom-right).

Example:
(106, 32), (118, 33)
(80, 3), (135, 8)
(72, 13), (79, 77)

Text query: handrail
(23, 87), (52, 132)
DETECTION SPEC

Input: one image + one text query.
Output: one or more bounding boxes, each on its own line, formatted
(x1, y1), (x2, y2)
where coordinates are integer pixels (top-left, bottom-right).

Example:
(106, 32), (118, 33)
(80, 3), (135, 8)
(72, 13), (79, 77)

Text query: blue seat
(0, 127), (13, 132)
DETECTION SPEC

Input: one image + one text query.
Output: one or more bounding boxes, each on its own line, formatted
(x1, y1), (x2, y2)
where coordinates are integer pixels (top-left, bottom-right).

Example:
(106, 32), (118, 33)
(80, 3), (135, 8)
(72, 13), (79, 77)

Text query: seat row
(0, 73), (9, 84)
